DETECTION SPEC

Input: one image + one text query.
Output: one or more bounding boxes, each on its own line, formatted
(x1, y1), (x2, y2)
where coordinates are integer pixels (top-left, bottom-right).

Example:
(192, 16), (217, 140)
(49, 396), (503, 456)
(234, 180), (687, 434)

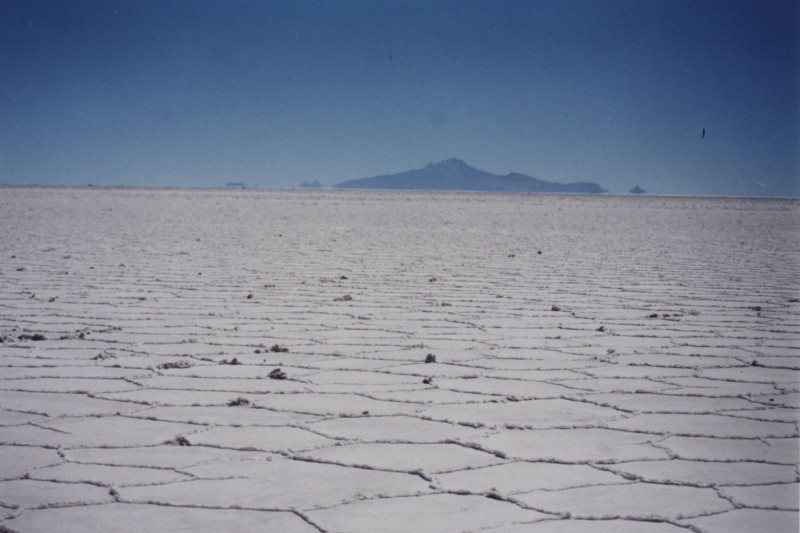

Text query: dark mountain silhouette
(630, 185), (646, 194)
(334, 159), (605, 193)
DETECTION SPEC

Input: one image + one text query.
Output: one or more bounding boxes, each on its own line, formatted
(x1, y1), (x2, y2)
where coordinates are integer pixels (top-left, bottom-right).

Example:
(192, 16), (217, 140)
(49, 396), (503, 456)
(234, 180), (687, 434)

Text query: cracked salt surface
(1, 188), (798, 532)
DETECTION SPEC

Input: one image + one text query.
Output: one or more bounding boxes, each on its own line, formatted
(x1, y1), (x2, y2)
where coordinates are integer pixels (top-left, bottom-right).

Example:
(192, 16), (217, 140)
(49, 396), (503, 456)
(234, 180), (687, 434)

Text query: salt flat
(0, 187), (798, 532)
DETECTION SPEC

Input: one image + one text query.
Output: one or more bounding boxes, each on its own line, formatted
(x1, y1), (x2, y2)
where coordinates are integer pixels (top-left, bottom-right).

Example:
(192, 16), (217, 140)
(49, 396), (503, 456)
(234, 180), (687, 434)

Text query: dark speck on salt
(269, 368), (288, 380)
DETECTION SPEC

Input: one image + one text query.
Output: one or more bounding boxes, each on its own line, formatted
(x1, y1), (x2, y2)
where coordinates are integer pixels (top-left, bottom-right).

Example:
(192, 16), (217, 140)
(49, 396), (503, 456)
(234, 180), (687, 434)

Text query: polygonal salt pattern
(307, 493), (550, 532)
(121, 457), (430, 510)
(1, 189), (798, 532)
(296, 442), (503, 474)
(3, 503), (318, 533)
(514, 482), (732, 520)
(680, 508), (799, 533)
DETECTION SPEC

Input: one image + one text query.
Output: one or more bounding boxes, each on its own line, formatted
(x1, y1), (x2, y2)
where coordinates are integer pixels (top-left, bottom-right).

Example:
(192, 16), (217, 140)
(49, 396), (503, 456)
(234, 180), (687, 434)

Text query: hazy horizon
(2, 0), (798, 197)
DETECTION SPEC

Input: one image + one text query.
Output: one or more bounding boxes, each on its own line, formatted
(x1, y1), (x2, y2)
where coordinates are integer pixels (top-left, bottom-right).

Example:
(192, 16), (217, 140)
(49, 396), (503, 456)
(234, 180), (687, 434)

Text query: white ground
(0, 187), (798, 532)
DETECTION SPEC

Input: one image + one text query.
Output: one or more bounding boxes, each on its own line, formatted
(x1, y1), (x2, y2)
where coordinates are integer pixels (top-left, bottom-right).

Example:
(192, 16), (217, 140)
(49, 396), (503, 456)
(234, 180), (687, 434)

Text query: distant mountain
(630, 185), (646, 194)
(334, 159), (605, 193)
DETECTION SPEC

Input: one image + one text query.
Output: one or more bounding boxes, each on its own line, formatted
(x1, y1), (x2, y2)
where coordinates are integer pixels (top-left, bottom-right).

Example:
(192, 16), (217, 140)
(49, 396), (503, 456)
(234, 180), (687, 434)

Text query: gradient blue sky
(2, 0), (798, 195)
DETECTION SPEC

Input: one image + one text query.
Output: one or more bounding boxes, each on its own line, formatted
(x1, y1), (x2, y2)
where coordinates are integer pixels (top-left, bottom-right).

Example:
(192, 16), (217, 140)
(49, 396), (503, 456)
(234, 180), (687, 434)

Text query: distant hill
(630, 185), (646, 194)
(334, 159), (605, 193)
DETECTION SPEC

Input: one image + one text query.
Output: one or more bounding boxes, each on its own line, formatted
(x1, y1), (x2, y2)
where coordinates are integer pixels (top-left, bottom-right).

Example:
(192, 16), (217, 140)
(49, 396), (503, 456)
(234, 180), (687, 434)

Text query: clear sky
(1, 0), (798, 196)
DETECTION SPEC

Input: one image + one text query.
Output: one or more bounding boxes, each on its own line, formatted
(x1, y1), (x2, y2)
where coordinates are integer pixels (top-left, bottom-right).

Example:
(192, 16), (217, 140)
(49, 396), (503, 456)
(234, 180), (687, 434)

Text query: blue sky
(1, 0), (798, 196)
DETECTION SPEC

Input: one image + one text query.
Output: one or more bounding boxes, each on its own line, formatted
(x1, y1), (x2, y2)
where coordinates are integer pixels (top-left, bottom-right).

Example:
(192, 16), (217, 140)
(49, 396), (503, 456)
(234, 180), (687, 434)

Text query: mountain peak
(423, 158), (475, 172)
(335, 160), (605, 193)
(426, 158), (470, 167)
